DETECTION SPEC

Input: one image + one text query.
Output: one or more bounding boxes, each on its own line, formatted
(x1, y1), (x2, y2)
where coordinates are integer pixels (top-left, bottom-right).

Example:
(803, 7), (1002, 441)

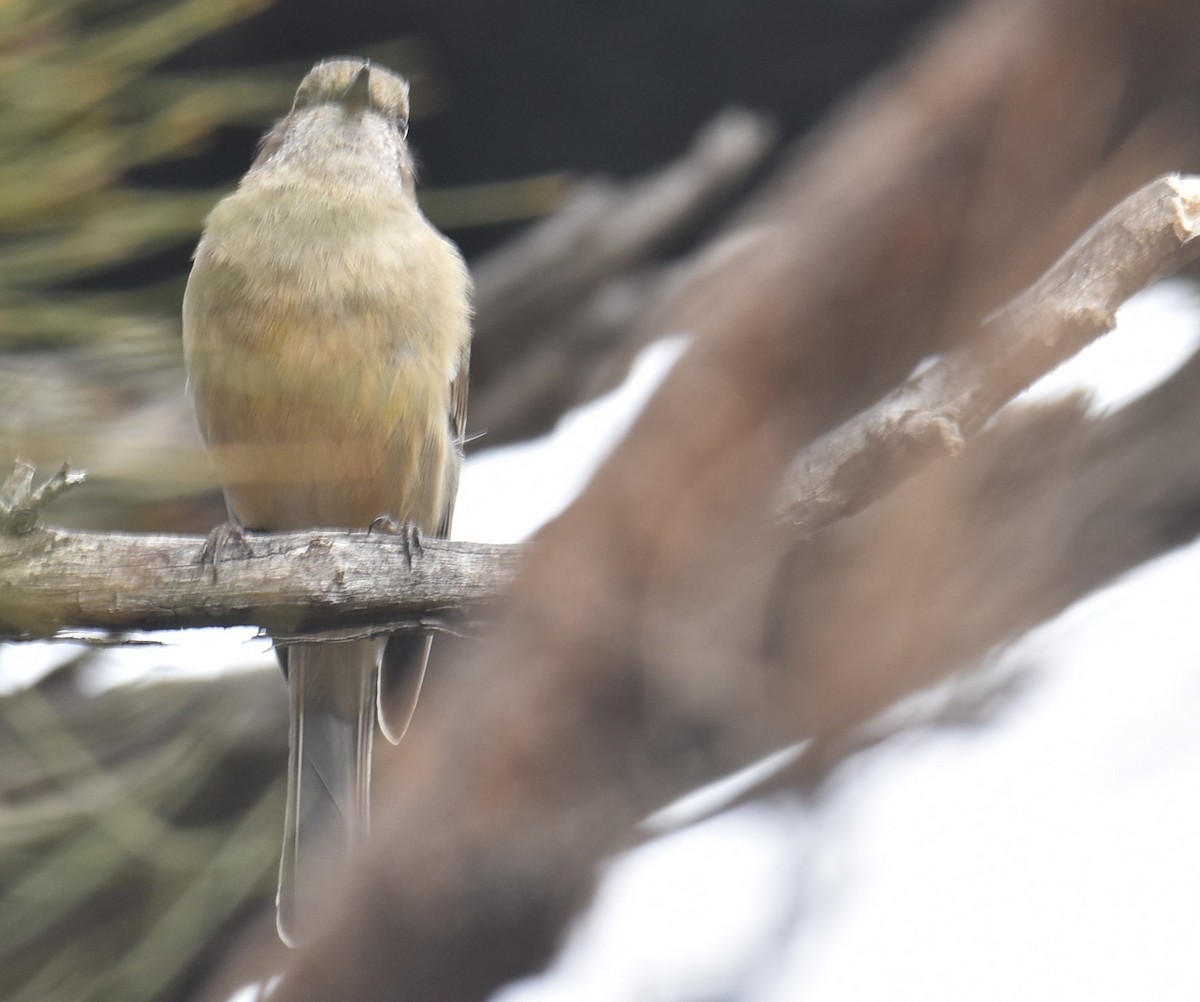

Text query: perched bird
(181, 57), (472, 945)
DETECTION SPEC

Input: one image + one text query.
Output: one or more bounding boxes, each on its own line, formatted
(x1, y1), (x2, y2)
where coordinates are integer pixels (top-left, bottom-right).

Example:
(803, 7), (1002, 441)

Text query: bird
(181, 57), (472, 945)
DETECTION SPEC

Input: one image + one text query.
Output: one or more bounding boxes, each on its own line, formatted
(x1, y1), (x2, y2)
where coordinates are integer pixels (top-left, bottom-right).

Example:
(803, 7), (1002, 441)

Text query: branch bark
(0, 528), (519, 638)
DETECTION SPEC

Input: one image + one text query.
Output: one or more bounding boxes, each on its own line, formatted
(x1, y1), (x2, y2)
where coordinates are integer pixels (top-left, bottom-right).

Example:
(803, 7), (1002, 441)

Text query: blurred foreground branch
(259, 0), (1200, 1000)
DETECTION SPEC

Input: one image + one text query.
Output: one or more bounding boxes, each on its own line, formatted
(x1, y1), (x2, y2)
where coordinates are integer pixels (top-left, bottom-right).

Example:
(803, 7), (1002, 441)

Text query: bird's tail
(378, 633), (433, 744)
(277, 638), (381, 946)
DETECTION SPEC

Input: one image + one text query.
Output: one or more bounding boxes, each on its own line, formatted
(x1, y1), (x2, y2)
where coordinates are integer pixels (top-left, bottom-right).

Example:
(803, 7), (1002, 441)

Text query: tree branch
(0, 460), (86, 534)
(778, 172), (1200, 529)
(0, 528), (519, 638)
(470, 108), (776, 386)
(445, 107), (777, 447)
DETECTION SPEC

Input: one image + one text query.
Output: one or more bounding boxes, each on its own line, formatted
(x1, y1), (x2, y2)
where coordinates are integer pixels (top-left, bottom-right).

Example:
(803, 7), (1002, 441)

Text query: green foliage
(0, 663), (287, 1002)
(0, 0), (288, 351)
(0, 6), (292, 999)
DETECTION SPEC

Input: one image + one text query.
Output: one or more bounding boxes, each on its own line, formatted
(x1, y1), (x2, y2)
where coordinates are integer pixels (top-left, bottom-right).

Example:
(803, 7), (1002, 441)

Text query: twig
(778, 174), (1200, 529)
(0, 460), (87, 535)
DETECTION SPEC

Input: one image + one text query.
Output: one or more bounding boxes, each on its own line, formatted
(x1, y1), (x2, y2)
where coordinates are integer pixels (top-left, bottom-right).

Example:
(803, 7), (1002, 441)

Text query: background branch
(469, 108), (777, 446)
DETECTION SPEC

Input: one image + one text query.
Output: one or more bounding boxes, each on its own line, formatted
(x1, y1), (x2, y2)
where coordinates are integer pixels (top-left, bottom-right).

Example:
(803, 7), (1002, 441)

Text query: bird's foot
(368, 515), (422, 570)
(199, 521), (253, 581)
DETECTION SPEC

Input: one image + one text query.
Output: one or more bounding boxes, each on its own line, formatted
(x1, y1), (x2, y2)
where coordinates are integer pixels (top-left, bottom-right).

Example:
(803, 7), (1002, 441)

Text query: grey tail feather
(277, 639), (379, 947)
(378, 633), (432, 744)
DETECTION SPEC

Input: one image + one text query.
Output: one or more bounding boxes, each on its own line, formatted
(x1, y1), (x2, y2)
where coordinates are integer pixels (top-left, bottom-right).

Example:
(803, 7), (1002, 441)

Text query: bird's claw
(199, 521), (252, 581)
(368, 514), (422, 570)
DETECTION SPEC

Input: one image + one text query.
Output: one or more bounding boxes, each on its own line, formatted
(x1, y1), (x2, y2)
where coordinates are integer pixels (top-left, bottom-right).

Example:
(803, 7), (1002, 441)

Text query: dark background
(158, 0), (946, 259)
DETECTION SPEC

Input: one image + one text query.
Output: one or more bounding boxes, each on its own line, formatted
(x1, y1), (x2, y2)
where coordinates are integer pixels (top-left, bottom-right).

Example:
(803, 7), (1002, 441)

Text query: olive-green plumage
(182, 58), (471, 946)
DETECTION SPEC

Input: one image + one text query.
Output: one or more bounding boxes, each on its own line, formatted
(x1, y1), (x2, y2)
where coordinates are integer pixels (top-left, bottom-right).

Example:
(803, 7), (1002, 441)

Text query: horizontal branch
(7, 175), (1197, 641)
(0, 528), (521, 638)
(778, 173), (1200, 528)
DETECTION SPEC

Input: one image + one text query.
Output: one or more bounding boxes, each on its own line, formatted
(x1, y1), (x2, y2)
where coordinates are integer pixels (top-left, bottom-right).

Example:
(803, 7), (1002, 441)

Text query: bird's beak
(340, 63), (373, 112)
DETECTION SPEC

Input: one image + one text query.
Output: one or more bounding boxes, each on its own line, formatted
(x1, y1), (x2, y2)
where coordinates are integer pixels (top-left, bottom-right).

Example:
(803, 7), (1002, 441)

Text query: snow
(4, 278), (1199, 1002)
(497, 278), (1200, 1001)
